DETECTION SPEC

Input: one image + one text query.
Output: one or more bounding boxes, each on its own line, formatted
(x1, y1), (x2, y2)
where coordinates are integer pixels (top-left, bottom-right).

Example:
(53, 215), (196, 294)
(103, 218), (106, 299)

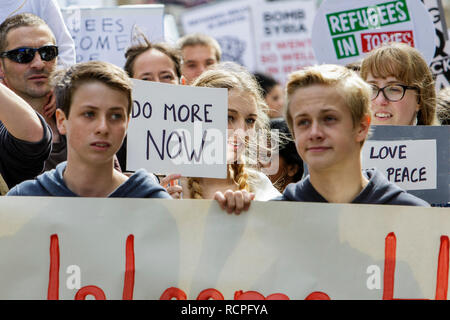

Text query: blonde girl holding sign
(179, 62), (281, 209)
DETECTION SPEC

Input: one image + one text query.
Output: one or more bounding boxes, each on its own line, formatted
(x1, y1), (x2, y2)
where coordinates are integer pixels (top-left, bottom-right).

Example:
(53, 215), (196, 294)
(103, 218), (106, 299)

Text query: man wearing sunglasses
(0, 13), (66, 173)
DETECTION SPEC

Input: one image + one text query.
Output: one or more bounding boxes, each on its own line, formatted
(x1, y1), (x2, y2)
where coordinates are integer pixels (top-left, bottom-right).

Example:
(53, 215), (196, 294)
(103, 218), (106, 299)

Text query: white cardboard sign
(181, 0), (257, 71)
(61, 5), (164, 68)
(126, 80), (228, 178)
(312, 0), (436, 65)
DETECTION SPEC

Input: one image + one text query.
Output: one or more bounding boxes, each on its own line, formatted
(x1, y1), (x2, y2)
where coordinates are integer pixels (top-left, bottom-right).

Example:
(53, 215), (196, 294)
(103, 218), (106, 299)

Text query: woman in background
(253, 72), (285, 119)
(263, 118), (304, 193)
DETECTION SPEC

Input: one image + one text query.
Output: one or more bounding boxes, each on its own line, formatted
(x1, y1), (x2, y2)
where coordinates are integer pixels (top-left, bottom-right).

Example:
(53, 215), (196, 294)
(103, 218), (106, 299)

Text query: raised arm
(0, 83), (44, 142)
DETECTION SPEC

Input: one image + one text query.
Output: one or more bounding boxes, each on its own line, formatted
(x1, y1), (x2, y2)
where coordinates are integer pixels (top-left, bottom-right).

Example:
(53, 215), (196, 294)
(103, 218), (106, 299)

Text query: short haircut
(0, 13), (55, 53)
(285, 64), (372, 140)
(50, 61), (133, 117)
(177, 33), (221, 63)
(189, 62), (270, 198)
(253, 72), (279, 97)
(124, 34), (181, 78)
(360, 42), (439, 125)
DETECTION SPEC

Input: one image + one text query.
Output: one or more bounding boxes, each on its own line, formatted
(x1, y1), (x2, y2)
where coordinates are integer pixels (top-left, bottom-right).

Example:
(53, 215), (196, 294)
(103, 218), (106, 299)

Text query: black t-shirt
(0, 112), (52, 189)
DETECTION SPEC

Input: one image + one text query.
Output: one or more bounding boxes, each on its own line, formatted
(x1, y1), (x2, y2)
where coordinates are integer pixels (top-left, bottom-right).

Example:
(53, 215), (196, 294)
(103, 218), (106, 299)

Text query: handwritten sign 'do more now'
(126, 80), (228, 178)
(0, 197), (448, 300)
(61, 5), (164, 68)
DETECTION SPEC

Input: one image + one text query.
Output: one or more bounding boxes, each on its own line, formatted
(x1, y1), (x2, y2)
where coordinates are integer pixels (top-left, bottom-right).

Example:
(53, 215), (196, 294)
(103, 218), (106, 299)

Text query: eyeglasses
(0, 45), (58, 64)
(370, 84), (419, 102)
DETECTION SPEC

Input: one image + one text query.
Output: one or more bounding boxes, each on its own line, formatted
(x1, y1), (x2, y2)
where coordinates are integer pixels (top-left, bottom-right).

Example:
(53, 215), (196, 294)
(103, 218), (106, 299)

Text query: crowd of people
(0, 5), (448, 213)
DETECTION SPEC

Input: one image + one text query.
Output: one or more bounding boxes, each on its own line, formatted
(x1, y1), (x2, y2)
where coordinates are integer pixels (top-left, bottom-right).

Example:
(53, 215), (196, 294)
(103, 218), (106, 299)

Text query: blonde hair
(285, 64), (372, 143)
(360, 42), (439, 126)
(187, 62), (269, 199)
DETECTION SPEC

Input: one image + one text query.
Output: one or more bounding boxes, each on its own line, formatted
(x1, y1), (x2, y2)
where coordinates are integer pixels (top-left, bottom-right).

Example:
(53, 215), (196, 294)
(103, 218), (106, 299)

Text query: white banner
(0, 197), (448, 300)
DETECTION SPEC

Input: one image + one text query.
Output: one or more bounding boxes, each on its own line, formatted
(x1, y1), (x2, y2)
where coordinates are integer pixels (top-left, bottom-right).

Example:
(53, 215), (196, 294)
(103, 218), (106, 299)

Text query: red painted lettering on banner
(361, 30), (414, 53)
(260, 41), (271, 51)
(234, 290), (290, 300)
(45, 232), (450, 300)
(276, 39), (312, 50)
(383, 232), (396, 300)
(382, 232), (449, 300)
(47, 234), (136, 300)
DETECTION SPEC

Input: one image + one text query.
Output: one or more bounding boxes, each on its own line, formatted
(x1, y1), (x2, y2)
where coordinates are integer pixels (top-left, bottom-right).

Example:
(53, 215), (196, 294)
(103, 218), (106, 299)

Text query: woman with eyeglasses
(360, 42), (440, 126)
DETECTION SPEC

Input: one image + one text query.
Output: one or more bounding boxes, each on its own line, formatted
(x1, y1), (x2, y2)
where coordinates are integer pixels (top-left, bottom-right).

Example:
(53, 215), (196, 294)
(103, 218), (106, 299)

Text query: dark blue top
(7, 161), (172, 199)
(273, 169), (430, 206)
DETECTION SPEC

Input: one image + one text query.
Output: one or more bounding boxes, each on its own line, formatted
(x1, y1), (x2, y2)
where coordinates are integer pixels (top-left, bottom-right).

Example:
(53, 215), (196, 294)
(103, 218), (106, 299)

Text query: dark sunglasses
(0, 45), (58, 64)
